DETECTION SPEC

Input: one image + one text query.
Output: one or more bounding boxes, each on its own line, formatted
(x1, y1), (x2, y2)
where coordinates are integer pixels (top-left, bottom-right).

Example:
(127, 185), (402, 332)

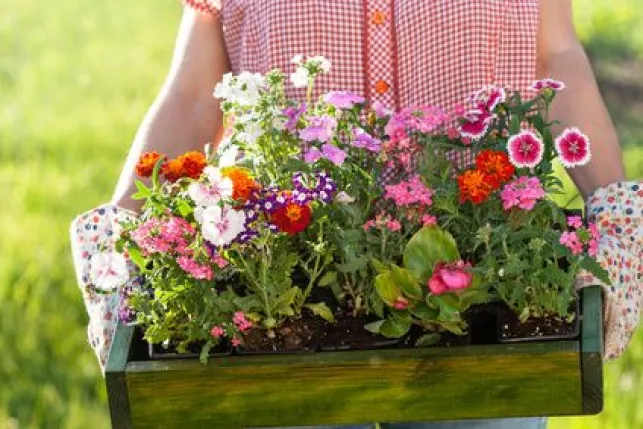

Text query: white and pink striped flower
(530, 79), (566, 92)
(459, 109), (495, 141)
(507, 131), (545, 168)
(555, 127), (592, 168)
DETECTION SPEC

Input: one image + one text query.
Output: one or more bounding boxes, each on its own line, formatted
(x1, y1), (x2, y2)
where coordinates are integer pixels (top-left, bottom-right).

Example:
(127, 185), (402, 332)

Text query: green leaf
(374, 272), (400, 306)
(134, 180), (152, 198)
(379, 318), (412, 338)
(272, 287), (301, 313)
(199, 342), (212, 365)
(127, 246), (147, 271)
(305, 302), (335, 322)
(318, 271), (338, 287)
(364, 320), (385, 335)
(410, 303), (439, 321)
(390, 265), (424, 300)
(403, 226), (460, 283)
(371, 259), (389, 275)
(580, 257), (611, 285)
(234, 295), (263, 312)
(415, 333), (441, 347)
(176, 199), (192, 217)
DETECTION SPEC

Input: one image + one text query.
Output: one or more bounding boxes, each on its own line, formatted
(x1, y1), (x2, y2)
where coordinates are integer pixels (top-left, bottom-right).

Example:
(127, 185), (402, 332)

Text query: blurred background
(0, 0), (641, 428)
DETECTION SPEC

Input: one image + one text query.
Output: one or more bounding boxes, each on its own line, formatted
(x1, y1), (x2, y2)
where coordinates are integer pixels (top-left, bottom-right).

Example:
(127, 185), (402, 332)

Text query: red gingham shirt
(185, 0), (540, 112)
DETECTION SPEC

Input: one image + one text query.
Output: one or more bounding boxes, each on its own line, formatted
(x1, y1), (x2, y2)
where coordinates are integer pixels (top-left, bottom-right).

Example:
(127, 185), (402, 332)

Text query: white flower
(201, 206), (247, 247)
(335, 191), (355, 204)
(213, 73), (234, 100)
(291, 54), (304, 65)
(188, 167), (234, 207)
(89, 251), (129, 291)
(290, 67), (310, 88)
(236, 119), (264, 145)
(218, 143), (239, 168)
(311, 55), (331, 73)
(235, 71), (266, 106)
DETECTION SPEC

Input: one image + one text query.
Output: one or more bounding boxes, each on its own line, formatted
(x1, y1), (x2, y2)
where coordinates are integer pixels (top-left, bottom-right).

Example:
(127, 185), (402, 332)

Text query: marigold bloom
(475, 150), (515, 189)
(162, 151), (207, 182)
(135, 151), (166, 178)
(222, 167), (259, 202)
(271, 202), (312, 234)
(457, 169), (494, 204)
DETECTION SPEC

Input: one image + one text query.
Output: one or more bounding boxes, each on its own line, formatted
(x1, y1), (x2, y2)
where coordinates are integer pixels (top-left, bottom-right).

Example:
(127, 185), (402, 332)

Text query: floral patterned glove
(575, 182), (643, 361)
(70, 204), (141, 372)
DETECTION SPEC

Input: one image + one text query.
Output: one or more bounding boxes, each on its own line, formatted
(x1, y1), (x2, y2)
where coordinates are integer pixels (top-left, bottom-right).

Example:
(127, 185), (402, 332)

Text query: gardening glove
(575, 181), (643, 361)
(70, 204), (140, 372)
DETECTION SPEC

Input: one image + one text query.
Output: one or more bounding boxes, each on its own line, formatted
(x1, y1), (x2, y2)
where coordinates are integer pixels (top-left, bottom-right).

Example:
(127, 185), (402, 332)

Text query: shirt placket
(362, 0), (398, 110)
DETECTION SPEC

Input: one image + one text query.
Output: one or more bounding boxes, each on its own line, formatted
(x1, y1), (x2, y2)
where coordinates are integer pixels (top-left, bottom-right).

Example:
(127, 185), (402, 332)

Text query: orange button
(371, 10), (387, 25)
(375, 80), (389, 94)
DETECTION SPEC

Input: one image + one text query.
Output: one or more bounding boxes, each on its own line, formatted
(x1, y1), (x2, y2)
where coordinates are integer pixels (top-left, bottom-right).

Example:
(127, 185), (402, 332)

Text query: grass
(0, 0), (641, 428)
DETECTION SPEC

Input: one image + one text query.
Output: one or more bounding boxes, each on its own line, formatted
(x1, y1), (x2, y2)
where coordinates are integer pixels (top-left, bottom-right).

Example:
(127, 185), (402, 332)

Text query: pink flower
(447, 127), (460, 140)
(177, 256), (214, 280)
(352, 128), (382, 152)
(507, 131), (545, 168)
(560, 231), (583, 255)
(304, 147), (323, 164)
(323, 91), (365, 109)
(131, 217), (196, 256)
(211, 326), (226, 339)
(530, 79), (566, 92)
(363, 220), (376, 231)
(385, 175), (435, 207)
(283, 103), (307, 132)
(393, 297), (410, 310)
(422, 214), (438, 226)
(300, 115), (337, 142)
(373, 101), (393, 118)
(233, 312), (253, 332)
(428, 261), (473, 295)
(459, 109), (495, 141)
(555, 127), (592, 168)
(500, 176), (546, 211)
(321, 143), (347, 166)
(385, 219), (402, 232)
(567, 215), (583, 229)
(231, 338), (242, 347)
(473, 85), (507, 111)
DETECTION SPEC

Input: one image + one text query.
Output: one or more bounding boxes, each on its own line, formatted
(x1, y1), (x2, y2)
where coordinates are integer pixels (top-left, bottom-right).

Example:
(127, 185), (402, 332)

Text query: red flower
(162, 151), (207, 183)
(457, 169), (494, 205)
(135, 152), (166, 178)
(475, 150), (515, 189)
(271, 202), (312, 234)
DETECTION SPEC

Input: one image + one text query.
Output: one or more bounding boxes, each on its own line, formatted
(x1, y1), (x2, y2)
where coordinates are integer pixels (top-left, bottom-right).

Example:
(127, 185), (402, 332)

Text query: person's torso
(219, 0), (539, 111)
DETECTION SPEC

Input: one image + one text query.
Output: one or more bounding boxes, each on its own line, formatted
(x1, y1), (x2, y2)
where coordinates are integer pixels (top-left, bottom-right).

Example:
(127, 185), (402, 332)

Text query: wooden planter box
(105, 286), (603, 428)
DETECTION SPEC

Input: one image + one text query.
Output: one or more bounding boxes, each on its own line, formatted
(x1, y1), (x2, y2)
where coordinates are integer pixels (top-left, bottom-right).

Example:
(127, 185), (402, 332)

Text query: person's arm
(537, 0), (626, 197)
(112, 7), (230, 212)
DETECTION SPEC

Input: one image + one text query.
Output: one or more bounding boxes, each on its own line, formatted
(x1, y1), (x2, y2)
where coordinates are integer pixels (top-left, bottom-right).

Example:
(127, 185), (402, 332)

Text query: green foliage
(403, 226), (460, 283)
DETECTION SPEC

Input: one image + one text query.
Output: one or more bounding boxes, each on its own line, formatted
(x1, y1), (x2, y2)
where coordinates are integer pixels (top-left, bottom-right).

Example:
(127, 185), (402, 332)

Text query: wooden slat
(105, 324), (134, 429)
(581, 286), (604, 414)
(125, 341), (582, 428)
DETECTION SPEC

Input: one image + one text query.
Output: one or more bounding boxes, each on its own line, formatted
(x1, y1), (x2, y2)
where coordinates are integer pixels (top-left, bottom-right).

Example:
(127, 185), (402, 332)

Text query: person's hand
(70, 204), (139, 372)
(575, 182), (643, 361)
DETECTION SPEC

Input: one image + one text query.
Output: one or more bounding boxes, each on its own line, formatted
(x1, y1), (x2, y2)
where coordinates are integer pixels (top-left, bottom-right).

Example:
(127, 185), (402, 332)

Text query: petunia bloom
(352, 128), (382, 152)
(507, 131), (545, 168)
(321, 143), (347, 166)
(323, 91), (365, 109)
(201, 206), (247, 247)
(555, 127), (592, 168)
(300, 115), (337, 143)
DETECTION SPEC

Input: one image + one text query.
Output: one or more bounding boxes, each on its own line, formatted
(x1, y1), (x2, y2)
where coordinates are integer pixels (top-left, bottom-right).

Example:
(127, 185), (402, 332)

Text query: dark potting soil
(497, 303), (580, 342)
(240, 315), (321, 353)
(149, 339), (231, 360)
(319, 313), (401, 351)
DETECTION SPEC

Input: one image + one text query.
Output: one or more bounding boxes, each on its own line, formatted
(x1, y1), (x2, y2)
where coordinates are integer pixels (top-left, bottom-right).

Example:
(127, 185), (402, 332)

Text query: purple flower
(283, 103), (307, 132)
(321, 144), (347, 166)
(352, 128), (382, 152)
(323, 91), (366, 109)
(304, 147), (323, 164)
(372, 101), (393, 118)
(300, 115), (337, 143)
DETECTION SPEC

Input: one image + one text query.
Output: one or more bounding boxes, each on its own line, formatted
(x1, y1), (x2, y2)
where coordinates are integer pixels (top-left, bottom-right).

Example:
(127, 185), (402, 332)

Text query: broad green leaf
(579, 257), (611, 285)
(127, 246), (147, 271)
(410, 303), (439, 321)
(415, 333), (441, 347)
(364, 320), (385, 335)
(390, 265), (424, 300)
(371, 259), (389, 275)
(318, 271), (338, 287)
(403, 227), (460, 283)
(374, 272), (400, 306)
(305, 302), (335, 322)
(439, 322), (465, 336)
(379, 318), (412, 338)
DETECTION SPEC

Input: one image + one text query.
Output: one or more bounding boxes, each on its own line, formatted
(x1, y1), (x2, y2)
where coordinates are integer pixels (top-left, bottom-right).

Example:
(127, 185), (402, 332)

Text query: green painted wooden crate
(105, 286), (603, 428)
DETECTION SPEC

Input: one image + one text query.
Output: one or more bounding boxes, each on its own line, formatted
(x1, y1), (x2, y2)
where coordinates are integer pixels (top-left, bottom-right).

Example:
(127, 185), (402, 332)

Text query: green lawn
(0, 1), (641, 428)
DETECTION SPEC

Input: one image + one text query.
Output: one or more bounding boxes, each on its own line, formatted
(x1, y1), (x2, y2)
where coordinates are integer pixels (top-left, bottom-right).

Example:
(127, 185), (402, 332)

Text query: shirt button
(375, 80), (389, 94)
(371, 10), (387, 25)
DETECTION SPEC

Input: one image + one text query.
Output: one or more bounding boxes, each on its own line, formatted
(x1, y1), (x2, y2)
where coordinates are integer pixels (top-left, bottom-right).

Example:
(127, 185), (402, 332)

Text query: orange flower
(475, 150), (515, 189)
(135, 152), (166, 178)
(457, 169), (494, 205)
(222, 167), (259, 202)
(161, 151), (207, 183)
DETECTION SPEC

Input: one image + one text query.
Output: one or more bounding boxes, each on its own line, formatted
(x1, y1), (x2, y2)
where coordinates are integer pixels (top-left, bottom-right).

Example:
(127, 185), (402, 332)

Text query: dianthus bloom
(385, 175), (435, 207)
(271, 200), (313, 234)
(507, 131), (545, 169)
(475, 150), (515, 189)
(162, 151), (207, 182)
(500, 176), (546, 211)
(222, 167), (259, 202)
(554, 127), (592, 168)
(135, 151), (166, 178)
(457, 169), (494, 204)
(530, 79), (566, 92)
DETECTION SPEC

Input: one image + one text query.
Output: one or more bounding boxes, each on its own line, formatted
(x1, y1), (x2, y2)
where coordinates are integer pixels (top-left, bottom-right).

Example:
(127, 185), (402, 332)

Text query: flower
(304, 147), (323, 164)
(201, 206), (247, 247)
(475, 150), (515, 188)
(560, 231), (583, 255)
(321, 143), (347, 166)
(222, 167), (259, 202)
(473, 85), (507, 111)
(500, 176), (546, 211)
(89, 251), (130, 291)
(231, 337), (242, 348)
(290, 66), (310, 88)
(218, 142), (239, 168)
(271, 201), (313, 234)
(188, 167), (234, 207)
(393, 297), (410, 310)
(211, 326), (226, 339)
(373, 101), (393, 118)
(457, 169), (494, 204)
(131, 217), (196, 256)
(428, 261), (473, 295)
(352, 128), (382, 152)
(385, 219), (402, 232)
(135, 152), (166, 178)
(422, 214), (438, 226)
(233, 312), (253, 332)
(507, 131), (545, 168)
(385, 175), (435, 207)
(177, 256), (213, 280)
(335, 191), (356, 204)
(530, 79), (566, 92)
(213, 72), (266, 106)
(567, 215), (584, 229)
(323, 91), (365, 109)
(300, 115), (337, 142)
(555, 127), (592, 168)
(459, 109), (495, 141)
(162, 151), (208, 182)
(283, 103), (307, 132)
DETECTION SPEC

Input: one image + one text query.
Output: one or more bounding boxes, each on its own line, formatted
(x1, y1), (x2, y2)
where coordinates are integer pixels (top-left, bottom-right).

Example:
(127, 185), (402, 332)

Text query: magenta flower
(473, 85), (507, 111)
(385, 219), (402, 232)
(283, 103), (307, 132)
(211, 326), (226, 339)
(177, 256), (214, 280)
(555, 127), (592, 168)
(300, 115), (337, 142)
(428, 261), (473, 295)
(507, 131), (545, 168)
(321, 143), (347, 166)
(304, 147), (323, 164)
(393, 297), (410, 310)
(560, 231), (583, 255)
(459, 109), (495, 141)
(373, 101), (393, 118)
(530, 79), (566, 92)
(422, 214), (438, 226)
(567, 215), (583, 229)
(352, 128), (382, 152)
(500, 176), (546, 211)
(233, 312), (253, 332)
(323, 91), (365, 109)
